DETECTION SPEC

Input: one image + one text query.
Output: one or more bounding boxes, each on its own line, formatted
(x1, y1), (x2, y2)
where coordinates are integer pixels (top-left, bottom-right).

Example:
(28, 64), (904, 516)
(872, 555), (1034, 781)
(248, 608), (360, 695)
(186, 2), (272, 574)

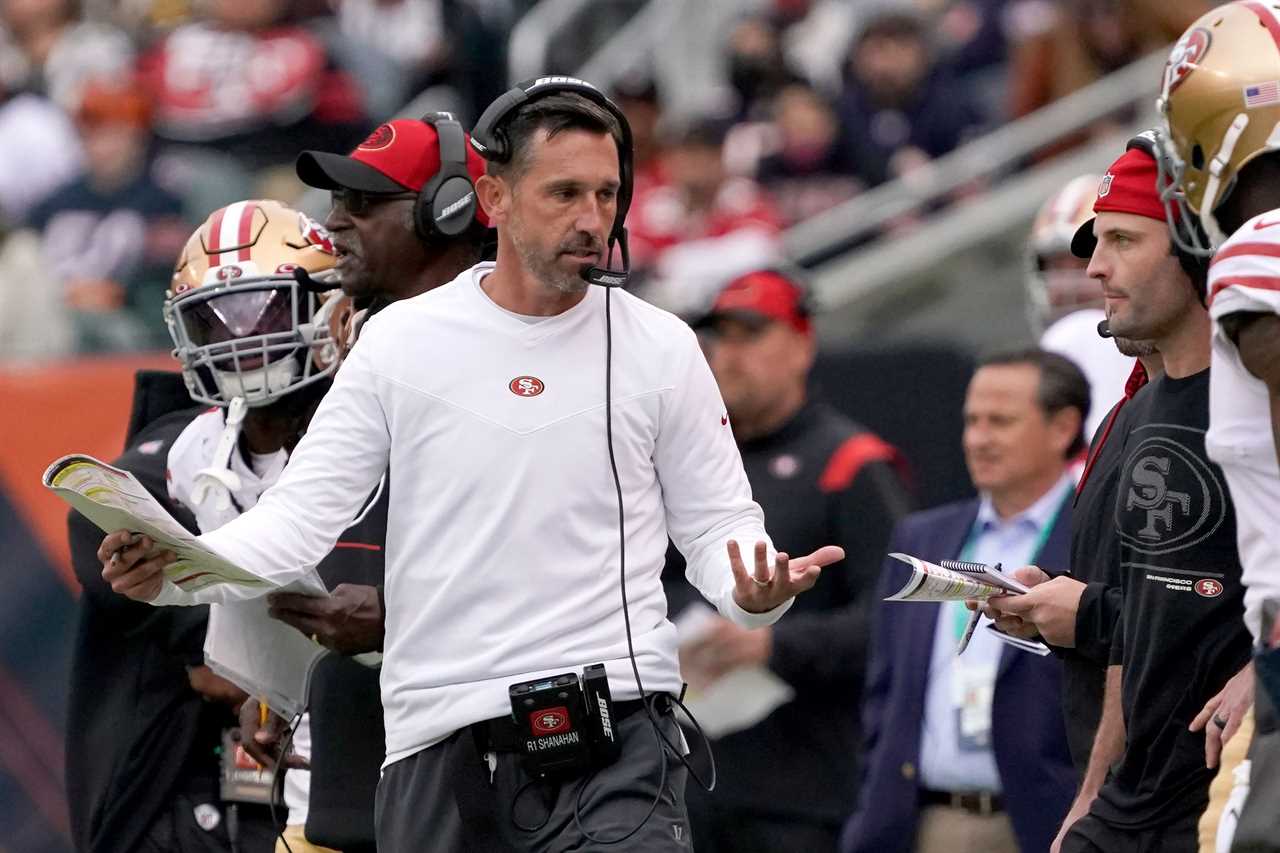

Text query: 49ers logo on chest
(1195, 578), (1224, 598)
(509, 376), (545, 397)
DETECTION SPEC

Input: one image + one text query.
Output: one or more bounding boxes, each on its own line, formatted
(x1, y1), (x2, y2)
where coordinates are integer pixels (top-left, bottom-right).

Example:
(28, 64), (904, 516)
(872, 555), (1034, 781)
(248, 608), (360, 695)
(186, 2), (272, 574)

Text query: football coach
(97, 77), (844, 852)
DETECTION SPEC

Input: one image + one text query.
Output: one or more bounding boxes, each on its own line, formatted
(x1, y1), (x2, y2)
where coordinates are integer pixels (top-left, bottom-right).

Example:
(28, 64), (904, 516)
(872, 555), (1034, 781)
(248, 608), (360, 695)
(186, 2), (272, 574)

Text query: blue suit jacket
(839, 498), (1076, 853)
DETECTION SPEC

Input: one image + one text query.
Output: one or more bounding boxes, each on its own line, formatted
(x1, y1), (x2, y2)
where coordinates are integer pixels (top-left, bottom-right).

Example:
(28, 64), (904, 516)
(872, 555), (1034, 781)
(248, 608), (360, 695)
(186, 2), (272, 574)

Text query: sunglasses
(331, 188), (417, 217)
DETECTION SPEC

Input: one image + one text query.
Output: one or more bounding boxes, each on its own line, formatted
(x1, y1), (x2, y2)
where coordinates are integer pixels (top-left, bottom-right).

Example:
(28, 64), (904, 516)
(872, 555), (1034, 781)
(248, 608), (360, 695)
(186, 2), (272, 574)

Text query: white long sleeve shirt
(153, 263), (788, 765)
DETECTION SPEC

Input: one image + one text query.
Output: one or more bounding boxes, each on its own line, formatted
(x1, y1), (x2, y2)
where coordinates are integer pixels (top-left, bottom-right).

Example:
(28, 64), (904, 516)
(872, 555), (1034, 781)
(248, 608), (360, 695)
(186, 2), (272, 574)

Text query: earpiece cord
(268, 708), (306, 853)
(566, 271), (716, 846)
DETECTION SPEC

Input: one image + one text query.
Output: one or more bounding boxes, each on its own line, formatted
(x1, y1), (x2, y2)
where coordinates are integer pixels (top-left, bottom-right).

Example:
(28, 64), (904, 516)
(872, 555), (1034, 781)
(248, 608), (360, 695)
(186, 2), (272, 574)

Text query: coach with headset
(97, 77), (844, 852)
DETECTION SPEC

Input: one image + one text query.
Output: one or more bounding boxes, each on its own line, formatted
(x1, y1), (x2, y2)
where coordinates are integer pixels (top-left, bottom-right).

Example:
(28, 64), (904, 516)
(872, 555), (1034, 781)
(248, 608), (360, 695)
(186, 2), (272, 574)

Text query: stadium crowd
(7, 1), (1280, 853)
(0, 0), (1213, 359)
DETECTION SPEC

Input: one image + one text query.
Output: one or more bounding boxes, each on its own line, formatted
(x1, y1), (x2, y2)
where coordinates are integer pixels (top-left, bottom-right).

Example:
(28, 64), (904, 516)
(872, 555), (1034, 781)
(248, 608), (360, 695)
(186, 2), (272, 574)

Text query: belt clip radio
(508, 663), (622, 779)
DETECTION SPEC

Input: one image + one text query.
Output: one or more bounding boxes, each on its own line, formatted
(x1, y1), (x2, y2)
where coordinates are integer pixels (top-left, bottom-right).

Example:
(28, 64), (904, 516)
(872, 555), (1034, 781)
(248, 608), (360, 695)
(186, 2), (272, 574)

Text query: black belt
(471, 693), (671, 754)
(919, 789), (1005, 816)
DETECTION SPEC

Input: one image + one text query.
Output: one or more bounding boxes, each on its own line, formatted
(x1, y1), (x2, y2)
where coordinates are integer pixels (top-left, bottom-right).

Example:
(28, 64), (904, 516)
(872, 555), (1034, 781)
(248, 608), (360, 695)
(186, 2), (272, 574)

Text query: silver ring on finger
(751, 576), (770, 588)
(1213, 714), (1229, 729)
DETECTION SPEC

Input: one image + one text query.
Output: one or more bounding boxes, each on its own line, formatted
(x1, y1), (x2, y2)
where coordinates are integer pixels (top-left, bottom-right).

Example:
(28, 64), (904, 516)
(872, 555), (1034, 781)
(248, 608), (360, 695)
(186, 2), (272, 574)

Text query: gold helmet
(1026, 174), (1100, 333)
(1157, 1), (1280, 253)
(165, 199), (341, 407)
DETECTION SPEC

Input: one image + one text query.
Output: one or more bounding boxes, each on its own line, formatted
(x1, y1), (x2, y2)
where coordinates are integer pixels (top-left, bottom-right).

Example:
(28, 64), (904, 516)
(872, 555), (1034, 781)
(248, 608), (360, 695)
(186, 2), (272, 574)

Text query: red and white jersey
(1205, 211), (1280, 640)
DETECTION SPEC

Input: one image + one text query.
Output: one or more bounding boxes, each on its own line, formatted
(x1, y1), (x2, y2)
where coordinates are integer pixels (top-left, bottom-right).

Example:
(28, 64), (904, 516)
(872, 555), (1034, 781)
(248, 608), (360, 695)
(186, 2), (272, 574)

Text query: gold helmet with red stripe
(1157, 1), (1280, 253)
(165, 199), (341, 407)
(1026, 174), (1101, 332)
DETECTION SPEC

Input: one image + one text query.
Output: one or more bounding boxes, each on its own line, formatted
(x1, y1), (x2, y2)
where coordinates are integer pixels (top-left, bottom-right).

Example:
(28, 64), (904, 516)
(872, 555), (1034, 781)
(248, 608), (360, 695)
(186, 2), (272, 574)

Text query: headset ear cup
(431, 176), (477, 238)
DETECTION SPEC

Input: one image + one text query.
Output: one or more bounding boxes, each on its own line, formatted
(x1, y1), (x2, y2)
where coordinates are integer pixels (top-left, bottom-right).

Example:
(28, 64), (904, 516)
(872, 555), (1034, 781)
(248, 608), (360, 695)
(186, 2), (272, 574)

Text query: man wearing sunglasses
(295, 116), (492, 313)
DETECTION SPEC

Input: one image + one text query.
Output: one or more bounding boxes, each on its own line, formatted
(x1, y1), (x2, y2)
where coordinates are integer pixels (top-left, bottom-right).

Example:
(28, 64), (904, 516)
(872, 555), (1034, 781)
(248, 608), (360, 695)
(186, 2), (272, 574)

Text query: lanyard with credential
(949, 489), (1071, 643)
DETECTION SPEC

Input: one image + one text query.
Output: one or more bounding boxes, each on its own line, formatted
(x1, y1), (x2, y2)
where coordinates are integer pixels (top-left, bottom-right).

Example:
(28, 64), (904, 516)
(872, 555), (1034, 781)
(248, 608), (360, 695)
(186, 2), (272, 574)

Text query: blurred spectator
(0, 91), (82, 221)
(755, 83), (862, 225)
(331, 0), (507, 123)
(0, 0), (133, 107)
(611, 73), (665, 196)
(725, 14), (802, 122)
(138, 0), (368, 172)
(1006, 0), (1210, 127)
(25, 76), (189, 352)
(0, 215), (72, 359)
(836, 10), (986, 188)
(629, 116), (783, 317)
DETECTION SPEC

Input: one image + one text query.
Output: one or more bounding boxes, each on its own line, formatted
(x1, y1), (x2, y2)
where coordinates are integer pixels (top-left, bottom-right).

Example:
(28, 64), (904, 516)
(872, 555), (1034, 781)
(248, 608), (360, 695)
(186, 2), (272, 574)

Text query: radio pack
(508, 663), (621, 779)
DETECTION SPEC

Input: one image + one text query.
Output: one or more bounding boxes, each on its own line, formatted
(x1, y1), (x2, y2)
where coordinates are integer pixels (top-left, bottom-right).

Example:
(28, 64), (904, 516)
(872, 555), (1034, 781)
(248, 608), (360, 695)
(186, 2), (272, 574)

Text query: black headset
(415, 111), (480, 242)
(469, 76), (634, 287)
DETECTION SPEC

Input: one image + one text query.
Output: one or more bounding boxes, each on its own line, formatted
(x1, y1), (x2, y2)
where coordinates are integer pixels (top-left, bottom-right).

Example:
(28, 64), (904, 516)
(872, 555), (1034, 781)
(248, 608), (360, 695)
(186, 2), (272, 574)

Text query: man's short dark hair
(978, 348), (1092, 458)
(856, 10), (927, 48)
(488, 92), (624, 182)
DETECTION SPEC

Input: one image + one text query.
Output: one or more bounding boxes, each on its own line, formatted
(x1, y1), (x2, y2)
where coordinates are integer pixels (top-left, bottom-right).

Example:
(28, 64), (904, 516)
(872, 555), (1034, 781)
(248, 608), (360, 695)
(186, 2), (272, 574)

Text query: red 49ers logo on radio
(1195, 578), (1223, 598)
(530, 706), (571, 735)
(509, 376), (545, 397)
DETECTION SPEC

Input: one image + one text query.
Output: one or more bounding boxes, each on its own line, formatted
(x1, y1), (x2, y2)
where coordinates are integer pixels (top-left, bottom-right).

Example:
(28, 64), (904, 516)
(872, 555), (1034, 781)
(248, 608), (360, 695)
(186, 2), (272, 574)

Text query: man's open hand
(268, 583), (384, 655)
(729, 540), (844, 613)
(98, 531), (178, 602)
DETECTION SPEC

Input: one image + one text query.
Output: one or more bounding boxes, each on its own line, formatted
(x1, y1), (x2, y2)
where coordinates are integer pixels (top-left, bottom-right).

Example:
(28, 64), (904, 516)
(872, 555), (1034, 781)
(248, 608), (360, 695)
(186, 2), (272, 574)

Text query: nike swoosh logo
(1253, 216), (1280, 231)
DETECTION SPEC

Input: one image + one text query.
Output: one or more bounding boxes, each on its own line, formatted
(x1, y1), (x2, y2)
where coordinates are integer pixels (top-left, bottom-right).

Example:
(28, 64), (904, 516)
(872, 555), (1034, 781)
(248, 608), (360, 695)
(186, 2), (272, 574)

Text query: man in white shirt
(97, 77), (842, 852)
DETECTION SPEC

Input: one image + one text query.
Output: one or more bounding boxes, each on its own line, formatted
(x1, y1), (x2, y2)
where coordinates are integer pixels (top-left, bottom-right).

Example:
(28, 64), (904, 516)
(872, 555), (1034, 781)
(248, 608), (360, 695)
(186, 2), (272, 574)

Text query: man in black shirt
(1044, 143), (1250, 853)
(664, 269), (910, 852)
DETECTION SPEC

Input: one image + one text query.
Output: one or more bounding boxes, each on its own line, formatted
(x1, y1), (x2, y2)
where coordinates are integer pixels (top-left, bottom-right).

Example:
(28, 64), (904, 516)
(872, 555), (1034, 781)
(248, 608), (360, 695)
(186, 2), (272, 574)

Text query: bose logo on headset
(532, 75), (598, 91)
(436, 191), (475, 223)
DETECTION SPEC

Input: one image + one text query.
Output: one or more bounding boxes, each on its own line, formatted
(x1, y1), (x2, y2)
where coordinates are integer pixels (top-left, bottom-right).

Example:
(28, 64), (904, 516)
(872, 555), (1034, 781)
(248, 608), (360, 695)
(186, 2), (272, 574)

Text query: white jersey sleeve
(1204, 211), (1280, 639)
(151, 329), (392, 607)
(654, 326), (791, 628)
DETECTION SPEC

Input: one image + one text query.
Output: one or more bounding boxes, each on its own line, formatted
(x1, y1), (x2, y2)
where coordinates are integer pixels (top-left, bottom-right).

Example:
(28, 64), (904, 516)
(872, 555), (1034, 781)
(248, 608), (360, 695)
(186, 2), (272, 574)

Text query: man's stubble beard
(510, 220), (588, 296)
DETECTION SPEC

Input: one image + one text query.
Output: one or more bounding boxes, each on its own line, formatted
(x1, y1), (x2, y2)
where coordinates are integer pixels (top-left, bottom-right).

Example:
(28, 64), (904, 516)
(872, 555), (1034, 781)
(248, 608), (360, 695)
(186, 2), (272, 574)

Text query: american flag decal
(1244, 81), (1280, 108)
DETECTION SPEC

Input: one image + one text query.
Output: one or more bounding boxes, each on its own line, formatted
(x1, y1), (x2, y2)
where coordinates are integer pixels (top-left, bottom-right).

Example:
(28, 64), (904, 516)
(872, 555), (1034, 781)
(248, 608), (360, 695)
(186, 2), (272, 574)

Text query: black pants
(1232, 684), (1280, 852)
(376, 705), (691, 852)
(1062, 811), (1199, 853)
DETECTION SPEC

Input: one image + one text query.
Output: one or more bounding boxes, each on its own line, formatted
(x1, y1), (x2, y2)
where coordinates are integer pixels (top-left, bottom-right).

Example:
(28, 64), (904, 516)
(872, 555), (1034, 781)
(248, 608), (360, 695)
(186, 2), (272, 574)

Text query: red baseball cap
(1070, 147), (1175, 258)
(296, 119), (490, 225)
(696, 269), (812, 335)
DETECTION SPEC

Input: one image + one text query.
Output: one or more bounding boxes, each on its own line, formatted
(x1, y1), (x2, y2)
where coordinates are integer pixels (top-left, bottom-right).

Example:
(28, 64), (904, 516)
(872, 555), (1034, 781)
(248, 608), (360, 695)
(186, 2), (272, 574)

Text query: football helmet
(165, 199), (340, 407)
(1026, 174), (1100, 333)
(1157, 2), (1280, 253)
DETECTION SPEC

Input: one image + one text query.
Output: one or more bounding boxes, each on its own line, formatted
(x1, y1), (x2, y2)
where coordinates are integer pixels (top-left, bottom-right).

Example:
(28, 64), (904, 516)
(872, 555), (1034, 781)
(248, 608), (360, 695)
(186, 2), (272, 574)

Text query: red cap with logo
(696, 269), (812, 335)
(1070, 147), (1176, 258)
(296, 119), (490, 226)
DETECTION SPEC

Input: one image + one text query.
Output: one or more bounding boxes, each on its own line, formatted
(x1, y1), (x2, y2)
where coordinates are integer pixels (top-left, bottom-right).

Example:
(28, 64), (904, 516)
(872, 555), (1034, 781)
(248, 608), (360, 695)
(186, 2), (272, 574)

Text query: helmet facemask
(165, 275), (335, 408)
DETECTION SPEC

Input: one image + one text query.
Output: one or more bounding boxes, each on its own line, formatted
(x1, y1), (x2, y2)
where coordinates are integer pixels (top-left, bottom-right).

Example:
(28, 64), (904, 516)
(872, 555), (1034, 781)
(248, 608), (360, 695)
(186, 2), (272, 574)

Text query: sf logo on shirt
(509, 376), (545, 397)
(1115, 428), (1226, 555)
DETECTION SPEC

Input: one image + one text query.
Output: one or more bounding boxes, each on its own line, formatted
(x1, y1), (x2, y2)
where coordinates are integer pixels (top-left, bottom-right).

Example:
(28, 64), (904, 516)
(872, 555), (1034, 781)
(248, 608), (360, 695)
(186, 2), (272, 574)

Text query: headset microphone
(1097, 318), (1113, 338)
(579, 230), (631, 288)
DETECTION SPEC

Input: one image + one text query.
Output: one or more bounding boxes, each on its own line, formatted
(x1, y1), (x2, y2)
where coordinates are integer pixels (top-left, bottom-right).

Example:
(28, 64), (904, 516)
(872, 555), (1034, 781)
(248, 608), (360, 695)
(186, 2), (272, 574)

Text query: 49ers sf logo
(509, 376), (545, 397)
(1164, 27), (1211, 97)
(1195, 578), (1224, 598)
(530, 706), (571, 735)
